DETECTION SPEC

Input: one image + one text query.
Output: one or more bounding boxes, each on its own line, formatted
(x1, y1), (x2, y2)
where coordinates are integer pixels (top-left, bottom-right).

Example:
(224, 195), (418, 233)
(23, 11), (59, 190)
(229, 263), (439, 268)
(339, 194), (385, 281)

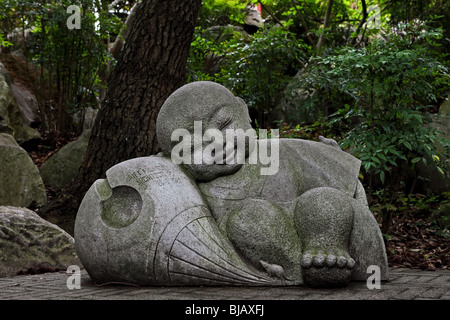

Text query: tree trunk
(38, 0), (202, 234)
(316, 0), (334, 52)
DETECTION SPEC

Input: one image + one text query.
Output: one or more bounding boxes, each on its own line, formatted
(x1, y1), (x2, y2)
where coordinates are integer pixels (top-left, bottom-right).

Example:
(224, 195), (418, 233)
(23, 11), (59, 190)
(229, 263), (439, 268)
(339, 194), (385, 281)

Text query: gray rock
(417, 98), (450, 194)
(272, 70), (317, 124)
(244, 3), (264, 28)
(40, 130), (91, 190)
(10, 82), (41, 127)
(202, 25), (246, 43)
(0, 133), (46, 207)
(72, 107), (98, 130)
(0, 62), (41, 144)
(0, 206), (80, 277)
(163, 82), (388, 286)
(225, 198), (303, 283)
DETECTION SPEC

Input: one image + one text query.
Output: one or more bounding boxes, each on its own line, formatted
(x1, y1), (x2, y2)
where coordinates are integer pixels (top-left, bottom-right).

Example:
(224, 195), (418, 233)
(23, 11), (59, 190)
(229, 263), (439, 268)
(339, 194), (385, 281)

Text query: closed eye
(219, 117), (233, 130)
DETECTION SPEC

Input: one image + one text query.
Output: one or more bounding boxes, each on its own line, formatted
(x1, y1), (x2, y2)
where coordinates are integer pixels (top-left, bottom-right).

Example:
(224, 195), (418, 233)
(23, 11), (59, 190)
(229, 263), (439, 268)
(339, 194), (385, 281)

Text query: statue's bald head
(156, 81), (253, 181)
(157, 81), (250, 154)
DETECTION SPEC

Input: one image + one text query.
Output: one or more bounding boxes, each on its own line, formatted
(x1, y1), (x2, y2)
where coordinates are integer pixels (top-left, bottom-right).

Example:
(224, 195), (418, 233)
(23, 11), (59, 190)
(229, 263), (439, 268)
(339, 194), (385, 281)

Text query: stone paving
(0, 267), (449, 300)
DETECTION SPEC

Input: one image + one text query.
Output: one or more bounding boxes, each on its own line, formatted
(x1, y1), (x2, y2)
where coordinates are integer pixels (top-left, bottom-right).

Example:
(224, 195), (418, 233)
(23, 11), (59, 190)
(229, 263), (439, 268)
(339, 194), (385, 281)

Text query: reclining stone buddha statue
(75, 81), (389, 288)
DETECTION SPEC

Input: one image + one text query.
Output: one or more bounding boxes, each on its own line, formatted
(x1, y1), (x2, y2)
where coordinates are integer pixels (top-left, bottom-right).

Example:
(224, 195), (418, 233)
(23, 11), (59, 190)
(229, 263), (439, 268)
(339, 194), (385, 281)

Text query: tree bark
(38, 0), (202, 234)
(351, 0), (368, 46)
(290, 0), (315, 47)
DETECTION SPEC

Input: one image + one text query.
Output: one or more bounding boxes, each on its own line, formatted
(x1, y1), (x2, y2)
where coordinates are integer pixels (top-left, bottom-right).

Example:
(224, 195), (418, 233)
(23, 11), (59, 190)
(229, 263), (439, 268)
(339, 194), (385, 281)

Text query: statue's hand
(319, 136), (341, 150)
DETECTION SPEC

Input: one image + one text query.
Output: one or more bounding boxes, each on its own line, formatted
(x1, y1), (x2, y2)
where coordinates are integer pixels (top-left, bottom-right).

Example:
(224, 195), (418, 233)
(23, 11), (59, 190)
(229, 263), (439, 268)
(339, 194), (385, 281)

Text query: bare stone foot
(300, 250), (355, 288)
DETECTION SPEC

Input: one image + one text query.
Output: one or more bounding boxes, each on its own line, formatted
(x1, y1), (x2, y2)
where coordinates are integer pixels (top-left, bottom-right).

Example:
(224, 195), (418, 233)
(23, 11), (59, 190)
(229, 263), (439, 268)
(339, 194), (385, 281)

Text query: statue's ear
(236, 97), (248, 109)
(236, 97), (252, 123)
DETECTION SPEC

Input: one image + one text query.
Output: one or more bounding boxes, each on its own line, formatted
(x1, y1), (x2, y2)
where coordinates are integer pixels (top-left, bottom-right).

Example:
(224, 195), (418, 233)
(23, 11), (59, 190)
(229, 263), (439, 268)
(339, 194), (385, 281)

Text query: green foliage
(216, 27), (309, 125)
(301, 22), (449, 192)
(371, 190), (450, 236)
(0, 0), (124, 132)
(0, 32), (12, 47)
(197, 0), (247, 28)
(278, 119), (334, 141)
(187, 25), (241, 83)
(381, 0), (450, 60)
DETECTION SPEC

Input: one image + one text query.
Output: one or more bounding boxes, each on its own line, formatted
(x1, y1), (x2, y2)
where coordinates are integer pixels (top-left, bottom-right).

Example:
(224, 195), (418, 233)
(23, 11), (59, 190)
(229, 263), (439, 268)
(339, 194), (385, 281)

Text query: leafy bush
(35, 1), (122, 131)
(301, 23), (449, 194)
(0, 0), (123, 132)
(216, 27), (309, 127)
(0, 32), (12, 48)
(187, 25), (243, 83)
(197, 0), (246, 28)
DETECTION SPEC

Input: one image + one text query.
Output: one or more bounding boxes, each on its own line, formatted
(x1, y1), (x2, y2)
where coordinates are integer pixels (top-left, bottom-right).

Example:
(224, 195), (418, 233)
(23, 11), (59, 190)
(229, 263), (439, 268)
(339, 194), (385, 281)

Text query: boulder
(433, 97), (450, 139)
(419, 98), (450, 194)
(272, 70), (317, 125)
(0, 133), (47, 207)
(39, 129), (91, 190)
(202, 25), (246, 43)
(0, 206), (81, 277)
(0, 62), (41, 144)
(72, 107), (98, 130)
(10, 82), (41, 127)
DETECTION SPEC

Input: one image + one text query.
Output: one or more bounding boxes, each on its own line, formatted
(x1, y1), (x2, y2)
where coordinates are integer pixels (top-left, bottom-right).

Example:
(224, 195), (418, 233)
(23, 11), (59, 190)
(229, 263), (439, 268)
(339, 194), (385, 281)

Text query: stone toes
(313, 254), (325, 267)
(326, 254), (337, 267)
(347, 258), (355, 269)
(301, 253), (313, 268)
(336, 256), (347, 268)
(302, 252), (354, 269)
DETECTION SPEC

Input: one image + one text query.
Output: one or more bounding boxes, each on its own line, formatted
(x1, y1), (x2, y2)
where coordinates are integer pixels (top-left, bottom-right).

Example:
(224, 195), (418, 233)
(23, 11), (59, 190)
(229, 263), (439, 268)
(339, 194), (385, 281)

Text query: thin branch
(353, 23), (368, 47)
(316, 0), (334, 52)
(256, 0), (306, 68)
(257, 0), (284, 28)
(290, 0), (315, 47)
(109, 0), (122, 9)
(351, 0), (368, 45)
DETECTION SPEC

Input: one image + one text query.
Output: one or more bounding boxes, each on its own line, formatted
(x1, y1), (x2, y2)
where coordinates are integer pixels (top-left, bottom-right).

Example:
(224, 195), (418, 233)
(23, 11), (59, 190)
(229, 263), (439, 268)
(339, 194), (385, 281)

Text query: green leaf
(378, 153), (387, 161)
(380, 171), (385, 184)
(364, 162), (374, 172)
(411, 157), (421, 164)
(403, 141), (412, 150)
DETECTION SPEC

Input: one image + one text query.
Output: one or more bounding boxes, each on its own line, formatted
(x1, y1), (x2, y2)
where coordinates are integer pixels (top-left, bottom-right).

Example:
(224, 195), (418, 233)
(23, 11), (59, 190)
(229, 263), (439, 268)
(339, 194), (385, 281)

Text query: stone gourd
(75, 156), (276, 286)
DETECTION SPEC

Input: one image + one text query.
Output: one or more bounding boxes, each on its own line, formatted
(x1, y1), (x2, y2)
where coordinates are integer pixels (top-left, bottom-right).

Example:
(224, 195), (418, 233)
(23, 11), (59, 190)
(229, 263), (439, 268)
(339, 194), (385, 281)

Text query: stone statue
(75, 81), (389, 288)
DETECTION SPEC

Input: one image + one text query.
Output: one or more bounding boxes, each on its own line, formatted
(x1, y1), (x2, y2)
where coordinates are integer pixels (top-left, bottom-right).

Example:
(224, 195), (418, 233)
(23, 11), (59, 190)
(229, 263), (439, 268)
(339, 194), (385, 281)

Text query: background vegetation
(186, 0), (450, 245)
